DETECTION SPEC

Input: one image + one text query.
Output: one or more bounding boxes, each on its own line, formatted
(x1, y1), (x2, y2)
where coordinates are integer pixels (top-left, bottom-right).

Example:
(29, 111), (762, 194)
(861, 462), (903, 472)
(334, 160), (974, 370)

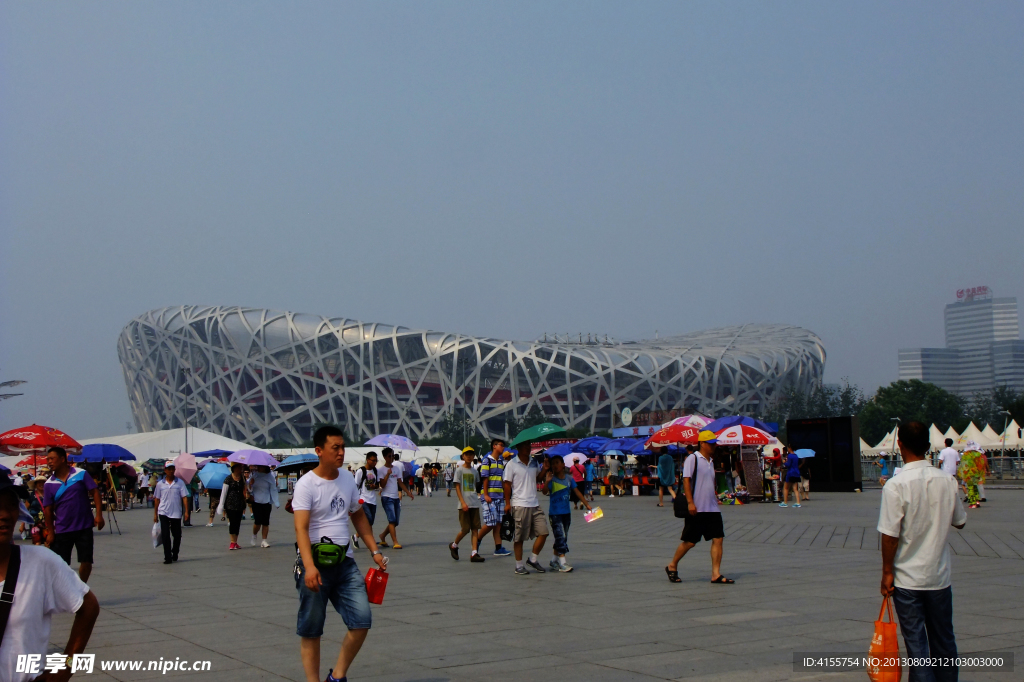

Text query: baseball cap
(698, 430), (718, 444)
(164, 461), (175, 468)
(461, 446), (476, 455)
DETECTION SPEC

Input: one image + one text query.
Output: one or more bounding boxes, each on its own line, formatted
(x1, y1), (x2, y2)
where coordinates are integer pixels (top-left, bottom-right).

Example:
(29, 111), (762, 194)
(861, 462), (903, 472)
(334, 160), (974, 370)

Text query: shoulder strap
(0, 544), (22, 648)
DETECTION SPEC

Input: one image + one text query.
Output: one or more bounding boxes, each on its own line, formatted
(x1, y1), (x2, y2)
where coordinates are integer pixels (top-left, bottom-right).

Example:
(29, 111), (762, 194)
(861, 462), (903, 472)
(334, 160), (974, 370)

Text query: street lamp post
(181, 367), (193, 453)
(890, 417), (901, 467)
(998, 410), (1012, 476)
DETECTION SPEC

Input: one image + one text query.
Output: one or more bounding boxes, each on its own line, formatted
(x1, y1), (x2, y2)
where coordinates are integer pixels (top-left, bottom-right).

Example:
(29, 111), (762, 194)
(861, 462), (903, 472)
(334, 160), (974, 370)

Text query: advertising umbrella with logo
(0, 424), (82, 455)
(509, 423), (567, 449)
(712, 425), (777, 446)
(645, 424), (700, 448)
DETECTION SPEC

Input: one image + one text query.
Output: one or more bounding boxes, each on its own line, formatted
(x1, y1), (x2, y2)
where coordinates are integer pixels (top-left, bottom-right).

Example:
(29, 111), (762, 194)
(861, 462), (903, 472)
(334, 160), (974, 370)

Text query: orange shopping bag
(867, 596), (901, 682)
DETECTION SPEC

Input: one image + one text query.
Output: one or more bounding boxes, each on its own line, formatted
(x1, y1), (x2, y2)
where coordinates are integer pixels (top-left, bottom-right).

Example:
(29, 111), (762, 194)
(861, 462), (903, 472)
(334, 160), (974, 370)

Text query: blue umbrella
(573, 436), (611, 455)
(277, 453), (319, 474)
(703, 416), (777, 436)
(795, 449), (815, 459)
(599, 438), (637, 453)
(197, 462), (231, 491)
(70, 443), (137, 463)
(542, 442), (577, 456)
(193, 449), (234, 458)
(365, 434), (418, 451)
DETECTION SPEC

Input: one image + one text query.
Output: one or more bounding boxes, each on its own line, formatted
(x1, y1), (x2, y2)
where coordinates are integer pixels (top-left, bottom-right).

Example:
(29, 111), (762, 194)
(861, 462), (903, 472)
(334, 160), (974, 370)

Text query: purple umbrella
(365, 434), (418, 451)
(227, 449), (279, 469)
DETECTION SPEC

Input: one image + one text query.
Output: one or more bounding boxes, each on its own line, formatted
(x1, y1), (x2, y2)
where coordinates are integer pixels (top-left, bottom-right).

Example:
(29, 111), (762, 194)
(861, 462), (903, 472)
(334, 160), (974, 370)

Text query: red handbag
(365, 568), (389, 605)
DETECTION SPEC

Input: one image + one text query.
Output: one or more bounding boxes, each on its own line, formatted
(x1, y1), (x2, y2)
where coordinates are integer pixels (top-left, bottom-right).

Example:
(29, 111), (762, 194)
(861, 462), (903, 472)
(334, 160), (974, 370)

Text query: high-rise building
(899, 287), (1024, 395)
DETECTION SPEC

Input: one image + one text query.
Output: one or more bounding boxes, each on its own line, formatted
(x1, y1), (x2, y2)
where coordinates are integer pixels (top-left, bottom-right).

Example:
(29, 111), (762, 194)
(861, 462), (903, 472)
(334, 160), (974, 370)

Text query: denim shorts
(381, 496), (401, 526)
(549, 513), (571, 554)
(295, 557), (372, 637)
(361, 502), (376, 527)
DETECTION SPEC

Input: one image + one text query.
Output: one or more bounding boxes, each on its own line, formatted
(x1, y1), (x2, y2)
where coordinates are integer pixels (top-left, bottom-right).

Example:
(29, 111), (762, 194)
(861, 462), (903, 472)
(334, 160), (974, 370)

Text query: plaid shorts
(480, 498), (504, 527)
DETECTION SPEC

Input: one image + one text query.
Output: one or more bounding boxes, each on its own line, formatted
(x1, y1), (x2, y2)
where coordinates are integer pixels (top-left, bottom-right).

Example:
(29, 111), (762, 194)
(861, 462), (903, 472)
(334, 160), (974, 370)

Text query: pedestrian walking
(606, 455), (622, 497)
(42, 446), (105, 583)
(798, 457), (810, 500)
(352, 452), (380, 549)
(449, 447), (485, 562)
(656, 447), (676, 507)
(153, 462), (189, 564)
(0, 473), (101, 682)
(444, 464), (454, 497)
(503, 443), (550, 575)
(937, 439), (960, 478)
(958, 448), (985, 509)
(545, 456), (591, 572)
(569, 458), (587, 509)
(476, 439), (512, 556)
(292, 426), (387, 682)
(665, 430), (734, 584)
(878, 421), (966, 682)
(376, 448), (413, 550)
(216, 463), (250, 550)
(248, 465), (280, 547)
(583, 458), (596, 501)
(206, 480), (222, 526)
(779, 447), (802, 508)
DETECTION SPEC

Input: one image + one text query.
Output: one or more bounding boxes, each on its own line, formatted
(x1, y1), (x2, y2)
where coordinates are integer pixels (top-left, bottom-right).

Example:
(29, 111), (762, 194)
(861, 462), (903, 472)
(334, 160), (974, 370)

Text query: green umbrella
(509, 423), (567, 448)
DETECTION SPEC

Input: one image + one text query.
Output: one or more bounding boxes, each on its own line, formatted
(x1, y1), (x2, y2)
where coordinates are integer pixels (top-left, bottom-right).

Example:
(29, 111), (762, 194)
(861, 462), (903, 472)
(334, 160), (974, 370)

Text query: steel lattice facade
(118, 306), (826, 445)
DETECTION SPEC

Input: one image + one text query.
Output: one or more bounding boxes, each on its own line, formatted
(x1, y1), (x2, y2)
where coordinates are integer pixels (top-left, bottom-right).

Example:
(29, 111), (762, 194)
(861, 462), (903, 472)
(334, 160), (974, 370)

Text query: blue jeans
(892, 586), (957, 682)
(361, 502), (376, 527)
(295, 557), (372, 637)
(381, 497), (401, 526)
(550, 513), (571, 554)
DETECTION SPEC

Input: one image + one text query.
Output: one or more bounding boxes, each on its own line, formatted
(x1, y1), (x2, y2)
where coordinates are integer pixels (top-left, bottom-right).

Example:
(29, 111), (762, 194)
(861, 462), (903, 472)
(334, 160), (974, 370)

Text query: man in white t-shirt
(503, 444), (550, 575)
(879, 422), (966, 682)
(1, 474), (101, 682)
(152, 462), (189, 565)
(665, 431), (734, 584)
(937, 439), (960, 478)
(376, 448), (413, 550)
(351, 452), (380, 548)
(292, 426), (387, 682)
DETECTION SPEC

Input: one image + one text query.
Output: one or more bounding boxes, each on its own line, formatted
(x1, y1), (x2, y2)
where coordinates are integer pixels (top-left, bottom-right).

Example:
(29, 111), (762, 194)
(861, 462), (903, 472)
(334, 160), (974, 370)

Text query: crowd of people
(1, 419), (987, 682)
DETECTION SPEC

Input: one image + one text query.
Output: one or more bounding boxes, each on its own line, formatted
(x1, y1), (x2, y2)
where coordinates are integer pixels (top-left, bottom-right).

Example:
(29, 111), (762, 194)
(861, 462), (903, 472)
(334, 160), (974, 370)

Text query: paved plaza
(43, 486), (1024, 682)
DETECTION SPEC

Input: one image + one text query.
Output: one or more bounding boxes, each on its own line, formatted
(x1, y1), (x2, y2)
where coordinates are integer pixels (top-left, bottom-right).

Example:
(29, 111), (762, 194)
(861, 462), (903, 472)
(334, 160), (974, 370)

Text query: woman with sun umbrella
(216, 463), (250, 550)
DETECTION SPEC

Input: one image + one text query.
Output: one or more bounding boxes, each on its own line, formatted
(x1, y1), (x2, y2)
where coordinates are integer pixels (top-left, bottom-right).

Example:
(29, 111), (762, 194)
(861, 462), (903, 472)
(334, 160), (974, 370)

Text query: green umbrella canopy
(509, 423), (567, 448)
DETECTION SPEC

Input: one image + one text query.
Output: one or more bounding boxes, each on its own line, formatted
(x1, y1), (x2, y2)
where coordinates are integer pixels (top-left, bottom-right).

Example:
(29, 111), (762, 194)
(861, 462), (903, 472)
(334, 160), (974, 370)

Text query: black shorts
(251, 502), (272, 526)
(680, 512), (725, 544)
(52, 528), (94, 565)
(786, 475), (801, 484)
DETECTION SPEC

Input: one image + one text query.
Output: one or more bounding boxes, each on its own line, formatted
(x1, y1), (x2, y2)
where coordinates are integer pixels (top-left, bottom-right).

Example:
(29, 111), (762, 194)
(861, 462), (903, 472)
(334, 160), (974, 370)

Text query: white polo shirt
(937, 447), (960, 476)
(877, 459), (967, 590)
(503, 456), (540, 508)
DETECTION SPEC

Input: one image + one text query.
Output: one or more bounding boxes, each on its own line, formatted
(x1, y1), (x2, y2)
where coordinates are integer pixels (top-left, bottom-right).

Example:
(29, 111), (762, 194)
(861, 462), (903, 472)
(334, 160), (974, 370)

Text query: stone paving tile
(34, 488), (1024, 681)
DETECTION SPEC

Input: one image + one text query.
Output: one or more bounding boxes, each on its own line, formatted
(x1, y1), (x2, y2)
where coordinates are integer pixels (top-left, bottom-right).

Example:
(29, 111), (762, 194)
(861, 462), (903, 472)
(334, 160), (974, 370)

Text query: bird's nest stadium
(118, 306), (825, 445)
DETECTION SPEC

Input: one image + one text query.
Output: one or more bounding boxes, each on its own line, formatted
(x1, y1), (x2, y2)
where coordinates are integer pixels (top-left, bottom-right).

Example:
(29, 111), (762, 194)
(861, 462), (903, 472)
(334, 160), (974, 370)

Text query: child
(449, 447), (485, 562)
(545, 456), (591, 572)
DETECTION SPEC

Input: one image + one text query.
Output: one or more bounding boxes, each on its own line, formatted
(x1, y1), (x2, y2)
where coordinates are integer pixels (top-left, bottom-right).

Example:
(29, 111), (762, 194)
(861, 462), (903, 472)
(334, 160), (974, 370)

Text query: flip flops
(665, 566), (681, 583)
(710, 575), (735, 584)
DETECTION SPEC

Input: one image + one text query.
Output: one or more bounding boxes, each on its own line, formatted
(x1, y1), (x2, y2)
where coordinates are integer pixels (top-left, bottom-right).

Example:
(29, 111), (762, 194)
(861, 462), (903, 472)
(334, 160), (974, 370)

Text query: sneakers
(205, 522), (213, 527)
(793, 504), (801, 508)
(493, 546), (512, 556)
(550, 558), (573, 572)
(260, 540), (270, 548)
(549, 559), (559, 570)
(778, 503), (788, 507)
(229, 542), (241, 550)
(470, 553), (485, 563)
(525, 559), (546, 573)
(450, 543), (459, 561)
(251, 534), (258, 546)
(352, 537), (360, 548)
(514, 566), (530, 576)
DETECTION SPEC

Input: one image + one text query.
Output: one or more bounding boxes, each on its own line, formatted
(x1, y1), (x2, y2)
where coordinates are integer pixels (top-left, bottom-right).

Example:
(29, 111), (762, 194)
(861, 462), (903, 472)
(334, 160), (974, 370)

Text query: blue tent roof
(542, 442), (577, 456)
(572, 437), (611, 455)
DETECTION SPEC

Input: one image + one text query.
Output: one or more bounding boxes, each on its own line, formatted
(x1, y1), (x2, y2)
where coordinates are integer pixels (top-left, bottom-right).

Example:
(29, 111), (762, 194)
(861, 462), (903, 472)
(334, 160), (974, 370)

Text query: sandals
(378, 540), (390, 548)
(393, 543), (403, 549)
(665, 566), (681, 583)
(656, 503), (664, 507)
(711, 575), (735, 584)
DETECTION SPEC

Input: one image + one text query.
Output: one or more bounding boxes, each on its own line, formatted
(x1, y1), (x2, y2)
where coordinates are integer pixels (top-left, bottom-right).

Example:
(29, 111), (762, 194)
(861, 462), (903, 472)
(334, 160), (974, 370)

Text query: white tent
(996, 420), (1022, 449)
(874, 428), (898, 452)
(943, 426), (960, 443)
(955, 422), (985, 449)
(929, 424), (947, 452)
(79, 428), (251, 462)
(860, 437), (873, 454)
(980, 424), (1003, 447)
(265, 445), (462, 465)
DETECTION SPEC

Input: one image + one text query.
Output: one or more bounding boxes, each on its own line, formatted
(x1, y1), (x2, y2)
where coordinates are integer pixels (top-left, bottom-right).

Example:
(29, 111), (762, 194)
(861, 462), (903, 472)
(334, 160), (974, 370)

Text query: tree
(857, 380), (966, 445)
(420, 412), (474, 447)
(504, 406), (548, 440)
(762, 378), (867, 441)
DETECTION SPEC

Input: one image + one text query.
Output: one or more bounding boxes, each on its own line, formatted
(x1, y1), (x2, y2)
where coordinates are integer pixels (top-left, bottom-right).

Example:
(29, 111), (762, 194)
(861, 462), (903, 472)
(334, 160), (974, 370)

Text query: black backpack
(357, 467), (379, 491)
(673, 454), (700, 519)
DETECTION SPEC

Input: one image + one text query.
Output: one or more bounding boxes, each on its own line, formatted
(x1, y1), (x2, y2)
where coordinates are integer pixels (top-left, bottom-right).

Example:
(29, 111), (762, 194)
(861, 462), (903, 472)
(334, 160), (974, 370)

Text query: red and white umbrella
(645, 424), (700, 448)
(713, 425), (777, 446)
(0, 424), (82, 455)
(663, 414), (713, 430)
(15, 455), (49, 468)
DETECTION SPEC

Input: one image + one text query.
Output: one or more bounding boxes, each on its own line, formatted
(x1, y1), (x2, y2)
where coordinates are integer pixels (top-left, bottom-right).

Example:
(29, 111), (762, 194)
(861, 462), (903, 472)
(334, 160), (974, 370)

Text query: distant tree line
(764, 378), (1024, 445)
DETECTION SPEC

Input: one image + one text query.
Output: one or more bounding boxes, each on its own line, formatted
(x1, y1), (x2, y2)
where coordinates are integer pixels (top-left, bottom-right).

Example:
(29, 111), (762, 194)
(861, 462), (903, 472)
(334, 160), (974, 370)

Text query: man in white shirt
(293, 426), (387, 682)
(152, 462), (189, 565)
(351, 452), (380, 548)
(376, 448), (413, 550)
(1, 474), (101, 682)
(878, 422), (966, 682)
(937, 439), (960, 478)
(665, 431), (734, 584)
(502, 444), (550, 575)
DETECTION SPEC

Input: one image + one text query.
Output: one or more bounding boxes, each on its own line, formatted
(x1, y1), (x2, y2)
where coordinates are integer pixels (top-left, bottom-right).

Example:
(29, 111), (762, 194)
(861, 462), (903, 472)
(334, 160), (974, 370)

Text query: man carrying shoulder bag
(665, 431), (734, 585)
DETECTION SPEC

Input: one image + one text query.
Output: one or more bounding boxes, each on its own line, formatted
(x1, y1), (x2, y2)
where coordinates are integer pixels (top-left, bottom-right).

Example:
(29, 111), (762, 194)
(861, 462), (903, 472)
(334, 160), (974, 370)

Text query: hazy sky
(2, 2), (1022, 439)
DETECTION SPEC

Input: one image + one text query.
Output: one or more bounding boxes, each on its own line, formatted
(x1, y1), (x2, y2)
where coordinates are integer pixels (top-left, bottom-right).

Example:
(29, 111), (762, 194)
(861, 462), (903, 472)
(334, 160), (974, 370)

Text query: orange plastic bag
(867, 596), (901, 682)
(365, 567), (388, 605)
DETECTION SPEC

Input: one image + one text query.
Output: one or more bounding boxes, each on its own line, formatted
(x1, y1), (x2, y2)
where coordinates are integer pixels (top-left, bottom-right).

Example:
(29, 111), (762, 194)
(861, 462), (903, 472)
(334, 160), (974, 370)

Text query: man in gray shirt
(665, 431), (733, 584)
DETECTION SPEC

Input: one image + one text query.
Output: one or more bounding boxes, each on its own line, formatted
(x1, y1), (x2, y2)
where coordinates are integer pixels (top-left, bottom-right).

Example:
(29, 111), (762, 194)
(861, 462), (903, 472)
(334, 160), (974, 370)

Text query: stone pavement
(40, 488), (1024, 682)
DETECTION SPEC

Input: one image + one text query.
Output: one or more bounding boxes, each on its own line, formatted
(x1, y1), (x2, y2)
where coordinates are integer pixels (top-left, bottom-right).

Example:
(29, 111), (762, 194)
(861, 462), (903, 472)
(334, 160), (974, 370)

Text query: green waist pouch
(311, 537), (347, 567)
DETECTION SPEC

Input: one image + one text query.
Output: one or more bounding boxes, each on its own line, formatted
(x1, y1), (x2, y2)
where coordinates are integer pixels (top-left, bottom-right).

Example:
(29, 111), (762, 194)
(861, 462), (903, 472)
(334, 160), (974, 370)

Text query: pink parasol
(172, 453), (198, 484)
